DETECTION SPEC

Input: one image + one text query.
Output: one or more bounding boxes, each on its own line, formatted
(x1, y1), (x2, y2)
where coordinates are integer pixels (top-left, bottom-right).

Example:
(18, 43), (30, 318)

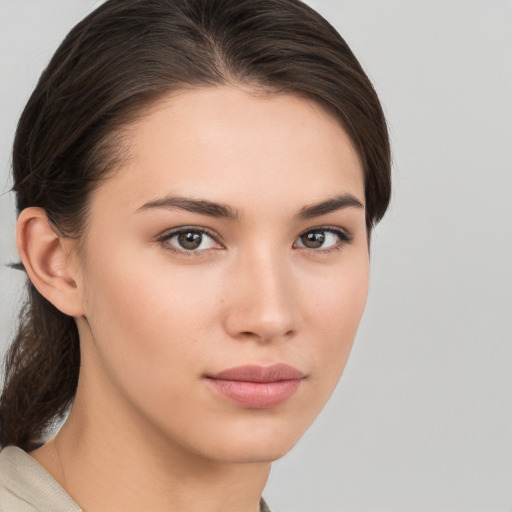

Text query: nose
(222, 250), (298, 344)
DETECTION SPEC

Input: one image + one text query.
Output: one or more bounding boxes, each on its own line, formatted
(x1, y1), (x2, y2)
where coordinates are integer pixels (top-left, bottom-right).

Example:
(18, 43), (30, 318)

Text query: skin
(21, 86), (369, 512)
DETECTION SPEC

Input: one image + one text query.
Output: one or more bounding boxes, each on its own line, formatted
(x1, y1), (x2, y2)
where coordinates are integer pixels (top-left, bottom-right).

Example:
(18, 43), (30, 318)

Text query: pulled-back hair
(1, 0), (391, 448)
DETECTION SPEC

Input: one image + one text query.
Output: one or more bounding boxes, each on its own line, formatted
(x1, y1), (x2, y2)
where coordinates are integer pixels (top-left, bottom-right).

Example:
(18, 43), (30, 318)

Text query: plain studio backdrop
(0, 1), (510, 511)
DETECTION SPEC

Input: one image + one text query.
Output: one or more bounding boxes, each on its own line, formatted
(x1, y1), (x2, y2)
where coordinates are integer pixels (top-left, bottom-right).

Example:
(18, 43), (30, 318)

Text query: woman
(0, 0), (390, 510)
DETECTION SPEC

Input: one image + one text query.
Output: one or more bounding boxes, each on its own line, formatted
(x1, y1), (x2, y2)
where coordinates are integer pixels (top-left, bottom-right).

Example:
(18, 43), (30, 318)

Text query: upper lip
(207, 364), (304, 383)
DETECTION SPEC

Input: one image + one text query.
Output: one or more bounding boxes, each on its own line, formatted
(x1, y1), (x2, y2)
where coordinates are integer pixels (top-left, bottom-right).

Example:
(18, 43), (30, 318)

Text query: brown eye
(161, 228), (220, 253)
(300, 231), (325, 248)
(177, 231), (203, 250)
(294, 228), (350, 251)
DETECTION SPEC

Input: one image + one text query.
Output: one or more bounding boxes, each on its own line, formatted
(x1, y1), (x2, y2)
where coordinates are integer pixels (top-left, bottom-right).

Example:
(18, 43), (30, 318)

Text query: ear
(16, 207), (85, 317)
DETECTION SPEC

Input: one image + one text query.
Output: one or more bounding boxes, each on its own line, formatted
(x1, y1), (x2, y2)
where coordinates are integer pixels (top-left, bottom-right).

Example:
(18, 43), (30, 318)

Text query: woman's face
(74, 86), (369, 463)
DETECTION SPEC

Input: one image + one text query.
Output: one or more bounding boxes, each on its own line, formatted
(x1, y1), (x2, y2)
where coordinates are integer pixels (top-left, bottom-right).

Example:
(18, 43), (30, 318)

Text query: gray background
(1, 1), (511, 511)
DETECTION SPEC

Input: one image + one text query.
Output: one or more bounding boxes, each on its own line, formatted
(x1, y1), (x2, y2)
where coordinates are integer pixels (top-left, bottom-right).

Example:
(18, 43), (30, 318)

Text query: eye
(294, 228), (350, 251)
(159, 227), (221, 253)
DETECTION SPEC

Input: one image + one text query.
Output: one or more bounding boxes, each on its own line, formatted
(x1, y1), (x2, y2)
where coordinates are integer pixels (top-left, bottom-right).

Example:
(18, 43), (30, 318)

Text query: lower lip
(207, 378), (302, 409)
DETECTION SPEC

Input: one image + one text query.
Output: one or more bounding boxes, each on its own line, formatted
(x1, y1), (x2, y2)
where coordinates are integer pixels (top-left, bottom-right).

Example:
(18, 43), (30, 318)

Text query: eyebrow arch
(136, 196), (241, 220)
(297, 194), (364, 220)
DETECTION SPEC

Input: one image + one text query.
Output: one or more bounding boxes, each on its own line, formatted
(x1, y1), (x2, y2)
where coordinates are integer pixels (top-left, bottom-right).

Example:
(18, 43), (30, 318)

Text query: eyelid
(158, 225), (221, 239)
(298, 225), (352, 239)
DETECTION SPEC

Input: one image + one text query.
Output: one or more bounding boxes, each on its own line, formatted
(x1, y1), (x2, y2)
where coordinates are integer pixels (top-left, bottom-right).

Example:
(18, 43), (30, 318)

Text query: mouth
(205, 364), (305, 409)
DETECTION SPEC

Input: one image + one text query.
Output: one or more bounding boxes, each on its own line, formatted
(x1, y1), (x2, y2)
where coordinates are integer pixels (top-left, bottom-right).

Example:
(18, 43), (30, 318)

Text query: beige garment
(0, 446), (80, 512)
(0, 446), (272, 512)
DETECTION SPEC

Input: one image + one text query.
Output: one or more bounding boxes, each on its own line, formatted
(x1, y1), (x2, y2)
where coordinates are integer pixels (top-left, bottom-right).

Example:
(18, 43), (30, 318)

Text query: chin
(188, 415), (312, 465)
(206, 440), (297, 465)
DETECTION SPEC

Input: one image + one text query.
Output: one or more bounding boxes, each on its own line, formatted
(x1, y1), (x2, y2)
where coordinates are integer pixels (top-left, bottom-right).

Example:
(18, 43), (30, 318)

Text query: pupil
(302, 231), (325, 248)
(178, 232), (202, 250)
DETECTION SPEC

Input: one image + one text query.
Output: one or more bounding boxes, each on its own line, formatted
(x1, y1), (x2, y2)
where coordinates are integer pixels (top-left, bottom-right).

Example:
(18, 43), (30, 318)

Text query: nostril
(234, 328), (295, 343)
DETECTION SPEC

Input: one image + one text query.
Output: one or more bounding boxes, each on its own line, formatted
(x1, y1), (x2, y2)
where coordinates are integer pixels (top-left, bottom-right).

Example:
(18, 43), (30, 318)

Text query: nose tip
(235, 311), (295, 344)
(222, 257), (298, 343)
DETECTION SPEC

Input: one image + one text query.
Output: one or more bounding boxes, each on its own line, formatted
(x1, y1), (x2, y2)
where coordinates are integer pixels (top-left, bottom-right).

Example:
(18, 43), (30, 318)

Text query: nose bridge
(224, 245), (297, 342)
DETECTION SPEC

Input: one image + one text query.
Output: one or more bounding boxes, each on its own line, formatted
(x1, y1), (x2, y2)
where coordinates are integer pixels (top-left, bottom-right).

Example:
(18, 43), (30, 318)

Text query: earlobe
(16, 207), (85, 317)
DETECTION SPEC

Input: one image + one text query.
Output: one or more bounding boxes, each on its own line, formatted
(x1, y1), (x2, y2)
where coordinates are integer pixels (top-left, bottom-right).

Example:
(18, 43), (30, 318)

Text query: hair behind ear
(0, 283), (80, 448)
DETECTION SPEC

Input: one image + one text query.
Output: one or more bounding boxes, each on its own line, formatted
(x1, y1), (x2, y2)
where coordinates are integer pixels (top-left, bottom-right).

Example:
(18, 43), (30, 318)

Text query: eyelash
(294, 226), (352, 254)
(157, 225), (352, 256)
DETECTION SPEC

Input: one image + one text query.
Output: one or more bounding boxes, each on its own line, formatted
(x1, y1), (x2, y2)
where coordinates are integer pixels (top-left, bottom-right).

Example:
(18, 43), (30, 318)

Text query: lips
(206, 364), (305, 409)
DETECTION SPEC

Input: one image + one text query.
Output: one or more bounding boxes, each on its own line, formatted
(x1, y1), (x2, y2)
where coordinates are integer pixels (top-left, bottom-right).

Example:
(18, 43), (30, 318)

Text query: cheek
(81, 248), (225, 390)
(301, 255), (369, 388)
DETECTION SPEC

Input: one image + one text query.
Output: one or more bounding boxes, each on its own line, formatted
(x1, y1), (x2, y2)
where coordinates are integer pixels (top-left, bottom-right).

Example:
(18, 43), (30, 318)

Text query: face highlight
(73, 86), (369, 463)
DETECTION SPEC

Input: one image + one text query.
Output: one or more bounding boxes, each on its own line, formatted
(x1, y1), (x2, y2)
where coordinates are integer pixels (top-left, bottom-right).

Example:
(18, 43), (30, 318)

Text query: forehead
(91, 86), (364, 216)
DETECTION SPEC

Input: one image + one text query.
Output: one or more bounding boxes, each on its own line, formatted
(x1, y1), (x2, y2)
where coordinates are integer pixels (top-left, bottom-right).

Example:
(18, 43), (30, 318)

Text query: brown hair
(1, 0), (391, 448)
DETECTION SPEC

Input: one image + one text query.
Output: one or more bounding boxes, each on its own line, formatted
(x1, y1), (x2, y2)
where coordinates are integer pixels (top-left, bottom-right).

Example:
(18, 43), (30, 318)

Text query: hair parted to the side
(0, 0), (391, 448)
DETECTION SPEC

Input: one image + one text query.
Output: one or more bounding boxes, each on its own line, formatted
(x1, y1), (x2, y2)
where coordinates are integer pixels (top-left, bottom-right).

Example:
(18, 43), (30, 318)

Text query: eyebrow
(136, 196), (241, 220)
(297, 194), (364, 220)
(136, 193), (363, 221)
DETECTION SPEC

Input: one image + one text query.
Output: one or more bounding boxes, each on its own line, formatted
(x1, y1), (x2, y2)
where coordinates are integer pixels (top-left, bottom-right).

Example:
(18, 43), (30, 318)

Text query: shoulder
(0, 445), (81, 512)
